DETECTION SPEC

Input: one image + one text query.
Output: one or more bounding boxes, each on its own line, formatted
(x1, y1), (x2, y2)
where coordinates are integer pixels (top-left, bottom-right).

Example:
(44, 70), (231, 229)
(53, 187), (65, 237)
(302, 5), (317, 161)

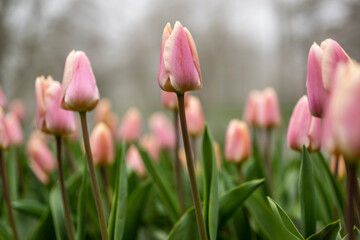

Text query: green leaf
(136, 144), (180, 222)
(123, 180), (152, 240)
(167, 207), (199, 240)
(218, 179), (265, 229)
(7, 147), (18, 200)
(108, 140), (127, 240)
(267, 197), (304, 240)
(30, 208), (56, 240)
(12, 199), (46, 218)
(202, 125), (218, 240)
(299, 146), (316, 237)
(49, 188), (68, 240)
(0, 220), (12, 240)
(306, 220), (340, 240)
(76, 156), (88, 240)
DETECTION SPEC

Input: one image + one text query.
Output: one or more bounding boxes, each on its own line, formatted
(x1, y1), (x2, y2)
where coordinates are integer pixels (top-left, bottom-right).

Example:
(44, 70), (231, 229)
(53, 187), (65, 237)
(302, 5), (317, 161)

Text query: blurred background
(1, 0), (360, 140)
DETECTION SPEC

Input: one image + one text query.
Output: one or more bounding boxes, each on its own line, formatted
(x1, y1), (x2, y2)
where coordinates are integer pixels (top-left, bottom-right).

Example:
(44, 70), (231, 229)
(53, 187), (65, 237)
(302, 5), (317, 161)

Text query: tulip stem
(345, 161), (357, 240)
(0, 150), (19, 240)
(174, 109), (185, 214)
(177, 93), (208, 240)
(80, 112), (109, 240)
(333, 155), (339, 179)
(264, 128), (273, 195)
(55, 136), (75, 240)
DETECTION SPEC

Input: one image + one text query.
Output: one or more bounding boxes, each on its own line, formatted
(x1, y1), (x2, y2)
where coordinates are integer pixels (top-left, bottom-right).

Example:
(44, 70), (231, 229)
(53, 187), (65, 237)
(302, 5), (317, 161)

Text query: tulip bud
(287, 96), (322, 152)
(158, 21), (202, 93)
(140, 134), (161, 162)
(0, 108), (10, 149)
(149, 112), (176, 149)
(90, 123), (114, 166)
(35, 76), (76, 136)
(321, 39), (351, 91)
(61, 50), (100, 112)
(256, 87), (282, 128)
(0, 86), (7, 108)
(306, 43), (329, 117)
(243, 90), (261, 126)
(94, 98), (112, 124)
(185, 95), (205, 137)
(10, 99), (26, 123)
(224, 120), (252, 163)
(5, 113), (23, 146)
(126, 145), (146, 178)
(117, 107), (142, 143)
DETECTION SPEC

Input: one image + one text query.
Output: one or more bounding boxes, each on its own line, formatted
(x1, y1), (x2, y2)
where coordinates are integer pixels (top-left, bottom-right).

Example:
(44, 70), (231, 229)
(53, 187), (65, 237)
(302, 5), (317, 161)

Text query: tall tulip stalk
(158, 21), (207, 240)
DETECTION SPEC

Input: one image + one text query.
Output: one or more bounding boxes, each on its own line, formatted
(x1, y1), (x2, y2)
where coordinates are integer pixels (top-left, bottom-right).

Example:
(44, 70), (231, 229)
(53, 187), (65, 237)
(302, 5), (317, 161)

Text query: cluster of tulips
(0, 20), (359, 240)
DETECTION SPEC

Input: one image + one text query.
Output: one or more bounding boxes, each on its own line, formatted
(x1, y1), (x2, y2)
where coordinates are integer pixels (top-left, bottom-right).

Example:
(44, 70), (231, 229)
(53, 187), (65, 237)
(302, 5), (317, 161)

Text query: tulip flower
(243, 90), (261, 127)
(94, 98), (112, 124)
(5, 113), (23, 146)
(0, 86), (7, 108)
(61, 50), (99, 112)
(140, 134), (161, 162)
(158, 21), (202, 93)
(35, 76), (76, 136)
(149, 112), (176, 149)
(185, 95), (205, 137)
(287, 96), (322, 152)
(90, 123), (114, 166)
(126, 145), (146, 178)
(117, 107), (142, 143)
(10, 99), (26, 123)
(256, 87), (282, 129)
(224, 120), (252, 163)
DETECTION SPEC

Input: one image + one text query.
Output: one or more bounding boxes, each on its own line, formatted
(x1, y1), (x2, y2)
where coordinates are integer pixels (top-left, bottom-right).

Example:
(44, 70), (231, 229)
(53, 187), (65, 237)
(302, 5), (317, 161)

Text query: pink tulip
(162, 91), (189, 110)
(94, 98), (112, 124)
(5, 113), (23, 146)
(0, 108), (10, 149)
(29, 158), (50, 184)
(35, 76), (76, 136)
(306, 42), (329, 117)
(0, 85), (7, 108)
(10, 99), (26, 123)
(158, 21), (202, 93)
(117, 107), (142, 143)
(243, 90), (261, 126)
(126, 145), (146, 178)
(256, 87), (282, 128)
(90, 123), (114, 166)
(287, 96), (322, 152)
(185, 95), (205, 137)
(149, 112), (176, 149)
(321, 39), (351, 91)
(224, 120), (252, 163)
(140, 134), (161, 162)
(61, 50), (100, 112)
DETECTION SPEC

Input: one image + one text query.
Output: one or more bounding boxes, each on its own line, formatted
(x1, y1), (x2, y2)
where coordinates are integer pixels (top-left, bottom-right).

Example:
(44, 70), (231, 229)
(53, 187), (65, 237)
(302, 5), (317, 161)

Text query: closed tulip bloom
(94, 98), (112, 124)
(35, 76), (76, 135)
(126, 145), (146, 178)
(185, 96), (205, 137)
(158, 21), (202, 93)
(5, 113), (23, 146)
(10, 99), (26, 123)
(287, 96), (322, 152)
(140, 134), (161, 162)
(29, 158), (50, 184)
(0, 108), (9, 149)
(256, 87), (282, 128)
(61, 50), (100, 112)
(224, 120), (252, 163)
(117, 107), (142, 143)
(306, 42), (329, 117)
(0, 86), (7, 108)
(149, 112), (176, 149)
(90, 123), (114, 166)
(243, 90), (261, 126)
(321, 39), (351, 91)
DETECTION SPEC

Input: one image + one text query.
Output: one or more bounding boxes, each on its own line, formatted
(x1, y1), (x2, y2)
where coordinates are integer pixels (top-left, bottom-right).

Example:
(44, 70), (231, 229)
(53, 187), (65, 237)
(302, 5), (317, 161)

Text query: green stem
(264, 128), (273, 195)
(55, 136), (75, 240)
(80, 112), (109, 240)
(0, 150), (19, 240)
(177, 93), (208, 240)
(345, 161), (357, 240)
(174, 109), (185, 214)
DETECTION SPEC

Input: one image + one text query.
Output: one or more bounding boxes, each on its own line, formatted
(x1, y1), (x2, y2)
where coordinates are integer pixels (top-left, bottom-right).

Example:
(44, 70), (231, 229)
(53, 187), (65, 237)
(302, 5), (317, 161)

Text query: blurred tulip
(0, 108), (9, 149)
(321, 39), (351, 91)
(0, 86), (7, 108)
(35, 76), (76, 136)
(5, 113), (23, 146)
(224, 120), (252, 163)
(94, 98), (112, 124)
(243, 90), (261, 126)
(158, 21), (202, 93)
(330, 155), (346, 180)
(126, 145), (146, 178)
(140, 134), (161, 162)
(90, 123), (114, 166)
(117, 107), (142, 143)
(185, 96), (205, 137)
(162, 91), (189, 110)
(287, 96), (322, 152)
(256, 87), (282, 128)
(149, 112), (176, 149)
(61, 50), (100, 112)
(29, 158), (50, 184)
(10, 99), (26, 123)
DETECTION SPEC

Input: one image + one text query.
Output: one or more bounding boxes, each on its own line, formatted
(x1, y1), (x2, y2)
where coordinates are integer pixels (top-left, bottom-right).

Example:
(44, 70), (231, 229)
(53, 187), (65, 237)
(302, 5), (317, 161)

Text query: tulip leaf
(306, 220), (340, 240)
(108, 140), (127, 240)
(267, 197), (304, 240)
(76, 156), (89, 240)
(0, 220), (12, 240)
(49, 187), (68, 240)
(7, 147), (18, 200)
(202, 125), (218, 240)
(299, 146), (316, 237)
(167, 207), (199, 240)
(12, 199), (46, 219)
(30, 208), (56, 240)
(136, 144), (180, 222)
(123, 180), (152, 240)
